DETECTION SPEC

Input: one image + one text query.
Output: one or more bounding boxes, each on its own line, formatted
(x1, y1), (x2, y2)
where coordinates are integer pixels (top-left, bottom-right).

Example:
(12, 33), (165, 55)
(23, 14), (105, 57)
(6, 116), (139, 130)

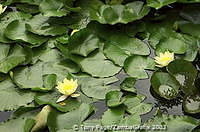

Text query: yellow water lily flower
(57, 78), (78, 95)
(155, 51), (174, 67)
(56, 78), (80, 102)
(0, 4), (7, 14)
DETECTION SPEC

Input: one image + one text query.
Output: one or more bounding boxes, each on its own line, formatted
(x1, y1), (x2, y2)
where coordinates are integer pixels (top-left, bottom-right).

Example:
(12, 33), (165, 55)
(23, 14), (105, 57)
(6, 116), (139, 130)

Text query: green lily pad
(147, 0), (176, 9)
(0, 78), (35, 111)
(80, 76), (119, 99)
(145, 111), (199, 132)
(26, 14), (67, 36)
(35, 91), (81, 112)
(101, 106), (125, 126)
(183, 94), (200, 114)
(120, 77), (137, 93)
(71, 51), (121, 77)
(124, 55), (155, 79)
(47, 103), (94, 132)
(39, 0), (71, 17)
(0, 12), (31, 43)
(5, 20), (48, 46)
(68, 29), (100, 57)
(0, 117), (35, 132)
(104, 37), (150, 66)
(123, 94), (153, 115)
(91, 1), (150, 24)
(151, 72), (181, 100)
(0, 44), (30, 74)
(167, 59), (198, 95)
(156, 37), (187, 54)
(106, 91), (124, 107)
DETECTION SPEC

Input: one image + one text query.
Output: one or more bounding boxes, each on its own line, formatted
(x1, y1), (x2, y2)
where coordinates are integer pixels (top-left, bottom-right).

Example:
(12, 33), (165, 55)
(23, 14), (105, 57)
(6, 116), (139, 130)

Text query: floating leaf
(0, 44), (29, 74)
(26, 14), (67, 36)
(5, 20), (48, 46)
(0, 78), (35, 111)
(80, 76), (119, 99)
(90, 1), (150, 24)
(167, 59), (198, 94)
(0, 12), (31, 43)
(68, 29), (100, 57)
(124, 55), (155, 79)
(147, 0), (176, 9)
(39, 0), (69, 17)
(180, 35), (199, 61)
(145, 112), (199, 132)
(183, 94), (200, 114)
(104, 37), (150, 66)
(101, 107), (125, 126)
(120, 77), (137, 93)
(156, 37), (187, 54)
(151, 72), (180, 100)
(31, 105), (52, 132)
(106, 91), (124, 107)
(35, 91), (81, 112)
(71, 51), (121, 77)
(47, 103), (94, 132)
(0, 117), (35, 132)
(123, 94), (153, 115)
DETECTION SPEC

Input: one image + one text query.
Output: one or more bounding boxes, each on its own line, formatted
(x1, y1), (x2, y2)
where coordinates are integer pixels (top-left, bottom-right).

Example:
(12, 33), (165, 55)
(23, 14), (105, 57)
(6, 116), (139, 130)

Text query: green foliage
(144, 111), (199, 132)
(47, 103), (95, 132)
(124, 55), (155, 79)
(151, 72), (180, 100)
(0, 0), (199, 131)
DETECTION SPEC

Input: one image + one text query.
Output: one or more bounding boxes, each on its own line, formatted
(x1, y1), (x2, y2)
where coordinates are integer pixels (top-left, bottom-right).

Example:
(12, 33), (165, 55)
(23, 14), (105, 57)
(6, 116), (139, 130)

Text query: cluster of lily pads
(0, 0), (200, 132)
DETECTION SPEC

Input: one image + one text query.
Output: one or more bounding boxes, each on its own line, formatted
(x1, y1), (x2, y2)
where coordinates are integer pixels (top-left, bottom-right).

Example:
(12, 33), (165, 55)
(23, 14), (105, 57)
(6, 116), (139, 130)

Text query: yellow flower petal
(56, 78), (78, 96)
(71, 93), (80, 98)
(154, 51), (174, 67)
(71, 29), (79, 36)
(56, 95), (68, 103)
(59, 102), (66, 106)
(0, 4), (7, 14)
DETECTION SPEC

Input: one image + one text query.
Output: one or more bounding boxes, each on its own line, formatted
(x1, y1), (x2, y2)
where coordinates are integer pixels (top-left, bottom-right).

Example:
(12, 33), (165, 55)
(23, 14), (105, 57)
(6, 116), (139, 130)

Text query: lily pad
(101, 107), (125, 126)
(147, 0), (176, 9)
(35, 91), (81, 112)
(0, 78), (35, 111)
(106, 91), (124, 107)
(167, 59), (198, 95)
(120, 77), (137, 93)
(123, 94), (153, 115)
(0, 117), (35, 132)
(70, 51), (121, 77)
(151, 72), (180, 100)
(124, 55), (155, 79)
(80, 76), (119, 99)
(68, 29), (100, 57)
(0, 12), (32, 43)
(156, 37), (187, 54)
(91, 1), (150, 24)
(104, 37), (150, 66)
(183, 94), (200, 114)
(5, 20), (48, 46)
(47, 103), (94, 132)
(0, 44), (30, 74)
(26, 14), (67, 36)
(145, 112), (199, 132)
